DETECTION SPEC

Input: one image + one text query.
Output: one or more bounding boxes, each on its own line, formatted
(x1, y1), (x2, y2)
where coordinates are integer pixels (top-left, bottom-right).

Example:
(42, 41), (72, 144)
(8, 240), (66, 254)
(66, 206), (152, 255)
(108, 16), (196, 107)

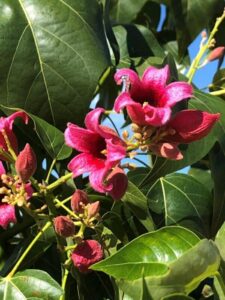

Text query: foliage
(0, 1), (225, 300)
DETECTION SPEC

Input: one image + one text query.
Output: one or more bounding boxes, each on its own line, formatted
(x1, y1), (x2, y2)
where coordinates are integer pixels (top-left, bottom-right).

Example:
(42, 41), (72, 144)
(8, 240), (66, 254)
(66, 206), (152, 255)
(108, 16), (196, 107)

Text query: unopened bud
(71, 240), (103, 273)
(87, 201), (100, 219)
(54, 216), (75, 237)
(15, 144), (37, 182)
(131, 123), (141, 133)
(201, 30), (207, 38)
(122, 130), (129, 139)
(134, 133), (142, 141)
(71, 190), (89, 213)
(208, 46), (225, 62)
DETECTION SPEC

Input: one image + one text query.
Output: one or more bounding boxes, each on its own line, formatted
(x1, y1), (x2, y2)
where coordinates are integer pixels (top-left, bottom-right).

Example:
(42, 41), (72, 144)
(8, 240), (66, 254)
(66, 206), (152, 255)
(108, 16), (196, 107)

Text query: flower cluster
(64, 64), (219, 198)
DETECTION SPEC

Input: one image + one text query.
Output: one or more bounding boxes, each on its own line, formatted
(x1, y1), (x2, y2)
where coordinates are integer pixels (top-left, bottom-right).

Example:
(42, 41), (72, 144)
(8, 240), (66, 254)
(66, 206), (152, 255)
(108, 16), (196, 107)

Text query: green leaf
(188, 168), (213, 192)
(0, 269), (63, 300)
(0, 0), (110, 129)
(161, 294), (194, 300)
(122, 181), (155, 232)
(215, 221), (225, 261)
(148, 174), (213, 237)
(92, 226), (220, 299)
(109, 0), (148, 23)
(169, 0), (223, 57)
(29, 113), (72, 160)
(210, 68), (225, 100)
(92, 226), (199, 279)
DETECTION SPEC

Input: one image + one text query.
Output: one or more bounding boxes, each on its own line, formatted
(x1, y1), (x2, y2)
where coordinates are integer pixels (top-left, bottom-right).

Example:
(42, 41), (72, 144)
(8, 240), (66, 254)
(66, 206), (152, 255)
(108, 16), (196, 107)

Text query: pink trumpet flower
(65, 108), (126, 194)
(114, 65), (193, 126)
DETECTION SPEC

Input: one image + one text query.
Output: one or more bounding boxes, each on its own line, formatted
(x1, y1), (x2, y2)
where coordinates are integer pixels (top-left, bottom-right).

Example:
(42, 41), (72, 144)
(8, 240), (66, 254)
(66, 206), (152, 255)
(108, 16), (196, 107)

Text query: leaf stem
(45, 158), (57, 183)
(210, 89), (225, 96)
(215, 271), (225, 296)
(54, 198), (79, 220)
(5, 221), (51, 279)
(47, 172), (73, 191)
(187, 9), (225, 83)
(60, 258), (71, 300)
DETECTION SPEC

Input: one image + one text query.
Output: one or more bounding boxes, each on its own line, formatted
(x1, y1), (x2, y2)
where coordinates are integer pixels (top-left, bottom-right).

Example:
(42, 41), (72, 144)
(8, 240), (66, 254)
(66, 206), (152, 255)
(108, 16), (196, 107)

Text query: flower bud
(15, 144), (37, 182)
(106, 167), (128, 200)
(207, 46), (225, 62)
(71, 240), (103, 273)
(87, 201), (100, 219)
(71, 190), (89, 214)
(54, 216), (75, 237)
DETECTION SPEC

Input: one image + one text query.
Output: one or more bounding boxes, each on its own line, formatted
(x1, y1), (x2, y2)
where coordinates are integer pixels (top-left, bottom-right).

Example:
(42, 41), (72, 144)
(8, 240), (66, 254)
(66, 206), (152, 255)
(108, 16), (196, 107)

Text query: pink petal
(114, 68), (140, 86)
(0, 203), (17, 229)
(84, 108), (104, 132)
(89, 167), (111, 193)
(143, 105), (171, 126)
(65, 123), (103, 153)
(0, 161), (6, 175)
(114, 92), (135, 113)
(106, 139), (126, 167)
(160, 82), (193, 107)
(68, 153), (105, 178)
(85, 108), (117, 139)
(150, 143), (183, 160)
(6, 111), (29, 130)
(106, 167), (128, 200)
(166, 110), (220, 143)
(142, 65), (170, 98)
(126, 102), (148, 126)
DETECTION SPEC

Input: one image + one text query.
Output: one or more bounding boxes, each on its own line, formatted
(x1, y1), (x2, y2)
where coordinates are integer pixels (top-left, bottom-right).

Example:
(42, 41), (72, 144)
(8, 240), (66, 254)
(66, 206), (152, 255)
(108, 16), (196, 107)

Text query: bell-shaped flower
(0, 161), (33, 229)
(114, 65), (193, 126)
(150, 110), (220, 160)
(71, 240), (103, 273)
(65, 108), (126, 193)
(0, 111), (29, 160)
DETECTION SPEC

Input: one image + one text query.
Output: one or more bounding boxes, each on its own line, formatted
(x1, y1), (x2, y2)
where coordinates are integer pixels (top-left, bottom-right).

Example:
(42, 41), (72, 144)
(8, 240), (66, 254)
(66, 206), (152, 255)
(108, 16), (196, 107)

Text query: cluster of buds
(54, 190), (100, 238)
(53, 189), (103, 272)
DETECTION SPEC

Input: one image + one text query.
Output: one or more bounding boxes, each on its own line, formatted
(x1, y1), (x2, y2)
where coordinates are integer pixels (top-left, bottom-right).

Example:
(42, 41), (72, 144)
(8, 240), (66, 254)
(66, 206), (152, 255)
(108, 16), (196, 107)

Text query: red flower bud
(15, 143), (37, 182)
(71, 190), (89, 213)
(87, 201), (100, 219)
(54, 216), (75, 238)
(208, 47), (225, 62)
(106, 167), (128, 200)
(71, 240), (103, 273)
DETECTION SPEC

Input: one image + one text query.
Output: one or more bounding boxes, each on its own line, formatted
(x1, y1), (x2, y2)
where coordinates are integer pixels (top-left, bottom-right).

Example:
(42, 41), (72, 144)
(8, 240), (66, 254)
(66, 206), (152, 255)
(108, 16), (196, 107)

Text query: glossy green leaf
(0, 269), (63, 299)
(148, 174), (212, 237)
(29, 113), (72, 160)
(188, 168), (213, 192)
(92, 226), (199, 279)
(0, 0), (110, 129)
(161, 294), (194, 300)
(109, 0), (148, 23)
(93, 227), (220, 299)
(215, 221), (225, 261)
(122, 181), (155, 232)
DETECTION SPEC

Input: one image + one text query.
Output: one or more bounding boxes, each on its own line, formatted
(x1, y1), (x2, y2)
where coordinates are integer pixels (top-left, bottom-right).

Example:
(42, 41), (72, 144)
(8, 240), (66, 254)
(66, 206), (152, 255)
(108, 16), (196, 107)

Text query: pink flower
(114, 65), (193, 126)
(71, 240), (103, 273)
(0, 111), (29, 161)
(0, 161), (33, 229)
(151, 110), (220, 160)
(65, 108), (126, 193)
